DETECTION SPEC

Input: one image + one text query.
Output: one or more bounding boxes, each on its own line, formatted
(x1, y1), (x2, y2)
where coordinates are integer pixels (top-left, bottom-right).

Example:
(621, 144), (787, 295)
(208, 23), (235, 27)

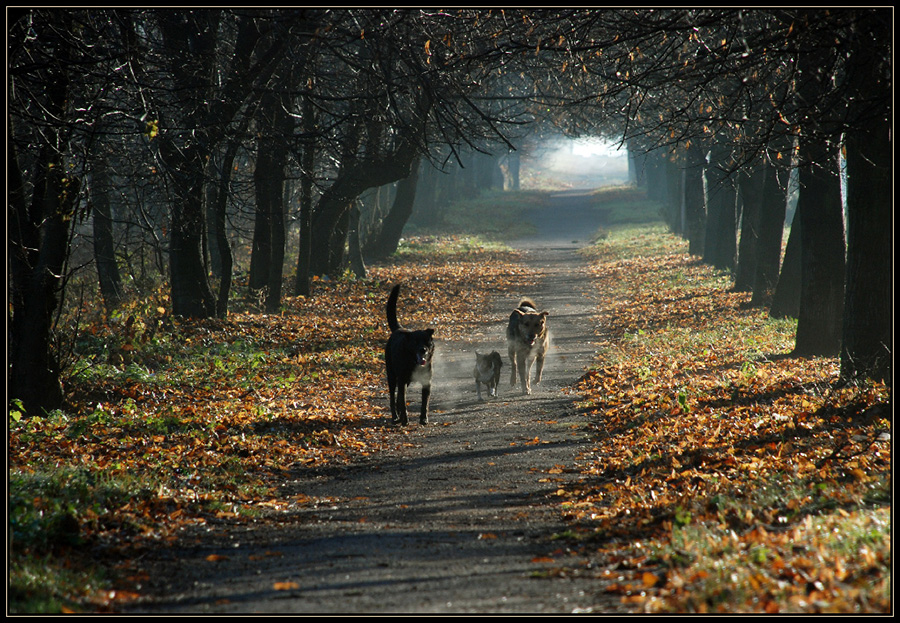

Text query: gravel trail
(125, 190), (622, 614)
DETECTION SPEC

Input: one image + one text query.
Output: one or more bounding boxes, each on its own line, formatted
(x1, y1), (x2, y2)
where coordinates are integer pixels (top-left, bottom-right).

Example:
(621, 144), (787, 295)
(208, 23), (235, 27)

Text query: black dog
(384, 283), (434, 425)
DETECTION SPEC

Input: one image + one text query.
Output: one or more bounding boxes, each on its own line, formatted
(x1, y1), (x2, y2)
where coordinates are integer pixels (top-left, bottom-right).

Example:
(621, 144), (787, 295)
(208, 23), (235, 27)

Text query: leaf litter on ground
(562, 228), (891, 613)
(9, 229), (890, 614)
(8, 236), (531, 611)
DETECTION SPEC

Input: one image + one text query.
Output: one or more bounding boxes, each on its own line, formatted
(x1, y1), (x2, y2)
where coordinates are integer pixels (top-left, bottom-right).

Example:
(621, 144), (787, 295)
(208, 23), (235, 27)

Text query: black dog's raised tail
(386, 283), (402, 332)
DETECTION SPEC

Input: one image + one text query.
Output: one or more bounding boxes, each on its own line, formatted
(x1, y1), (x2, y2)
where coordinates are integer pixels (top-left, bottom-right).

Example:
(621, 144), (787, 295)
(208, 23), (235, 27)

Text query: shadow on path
(125, 189), (622, 614)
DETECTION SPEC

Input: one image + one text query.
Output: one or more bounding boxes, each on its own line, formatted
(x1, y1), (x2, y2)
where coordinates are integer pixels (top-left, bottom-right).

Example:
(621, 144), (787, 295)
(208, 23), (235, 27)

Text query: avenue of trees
(8, 9), (892, 416)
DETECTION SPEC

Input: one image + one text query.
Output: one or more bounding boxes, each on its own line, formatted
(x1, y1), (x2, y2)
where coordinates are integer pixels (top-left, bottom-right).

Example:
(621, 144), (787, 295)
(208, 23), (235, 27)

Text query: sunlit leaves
(8, 235), (531, 604)
(143, 119), (159, 140)
(563, 225), (891, 613)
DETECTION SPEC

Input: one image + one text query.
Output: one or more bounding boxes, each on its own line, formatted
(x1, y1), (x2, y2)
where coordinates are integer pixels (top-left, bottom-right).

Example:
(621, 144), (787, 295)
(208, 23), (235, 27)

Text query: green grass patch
(588, 184), (666, 227)
(393, 234), (514, 257)
(7, 463), (160, 613)
(9, 460), (162, 550)
(8, 554), (113, 614)
(581, 223), (682, 262)
(411, 189), (548, 240)
(653, 489), (891, 613)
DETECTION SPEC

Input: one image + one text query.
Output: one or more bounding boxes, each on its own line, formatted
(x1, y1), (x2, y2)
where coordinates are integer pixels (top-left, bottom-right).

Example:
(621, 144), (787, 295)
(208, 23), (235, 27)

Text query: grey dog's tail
(518, 297), (537, 311)
(386, 284), (401, 332)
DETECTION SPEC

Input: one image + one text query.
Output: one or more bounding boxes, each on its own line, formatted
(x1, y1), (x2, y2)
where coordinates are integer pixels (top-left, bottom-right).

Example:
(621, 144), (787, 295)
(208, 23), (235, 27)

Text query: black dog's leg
(419, 383), (430, 425)
(387, 367), (399, 423)
(386, 347), (398, 423)
(396, 382), (409, 425)
(389, 383), (396, 422)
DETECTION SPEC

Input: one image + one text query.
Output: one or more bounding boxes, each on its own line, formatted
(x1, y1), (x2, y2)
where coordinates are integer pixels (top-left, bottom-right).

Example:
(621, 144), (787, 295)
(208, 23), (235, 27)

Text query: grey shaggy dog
(506, 297), (549, 395)
(473, 350), (503, 400)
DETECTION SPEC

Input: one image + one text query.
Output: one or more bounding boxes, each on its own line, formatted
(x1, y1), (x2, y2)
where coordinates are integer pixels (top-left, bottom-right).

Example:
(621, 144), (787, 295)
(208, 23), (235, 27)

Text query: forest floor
(10, 188), (890, 614)
(119, 190), (625, 614)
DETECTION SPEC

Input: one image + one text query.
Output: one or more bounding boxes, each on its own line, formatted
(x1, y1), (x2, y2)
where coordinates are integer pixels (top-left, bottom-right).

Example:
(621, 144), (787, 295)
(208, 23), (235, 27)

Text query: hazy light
(520, 136), (628, 189)
(572, 137), (624, 158)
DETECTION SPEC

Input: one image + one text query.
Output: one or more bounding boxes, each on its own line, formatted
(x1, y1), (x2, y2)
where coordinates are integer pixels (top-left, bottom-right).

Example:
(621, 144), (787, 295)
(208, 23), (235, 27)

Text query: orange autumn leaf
(642, 572), (661, 588)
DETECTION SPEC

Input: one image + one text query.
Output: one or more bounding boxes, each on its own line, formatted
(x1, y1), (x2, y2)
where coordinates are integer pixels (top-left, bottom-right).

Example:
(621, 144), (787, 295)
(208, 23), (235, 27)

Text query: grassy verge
(393, 234), (514, 257)
(587, 185), (666, 228)
(562, 223), (891, 613)
(408, 185), (661, 245)
(8, 464), (153, 612)
(409, 189), (549, 241)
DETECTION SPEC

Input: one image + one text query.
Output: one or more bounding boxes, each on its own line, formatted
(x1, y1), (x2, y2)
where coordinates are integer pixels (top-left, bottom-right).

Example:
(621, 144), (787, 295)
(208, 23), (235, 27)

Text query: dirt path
(125, 190), (622, 614)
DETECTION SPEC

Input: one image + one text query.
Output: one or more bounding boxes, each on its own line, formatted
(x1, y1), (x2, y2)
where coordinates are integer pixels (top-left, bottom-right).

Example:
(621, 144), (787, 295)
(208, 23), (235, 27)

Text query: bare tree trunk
(249, 142), (274, 293)
(750, 159), (789, 307)
(502, 150), (521, 190)
(841, 98), (891, 381)
(9, 139), (79, 415)
(703, 143), (738, 271)
(734, 165), (764, 292)
(160, 140), (218, 318)
(348, 201), (367, 278)
(155, 10), (285, 318)
(769, 213), (802, 319)
(643, 149), (668, 204)
(364, 156), (422, 260)
(792, 137), (845, 356)
(211, 139), (239, 318)
(310, 135), (421, 277)
(664, 151), (684, 235)
(684, 141), (706, 256)
(294, 95), (316, 297)
(90, 143), (124, 312)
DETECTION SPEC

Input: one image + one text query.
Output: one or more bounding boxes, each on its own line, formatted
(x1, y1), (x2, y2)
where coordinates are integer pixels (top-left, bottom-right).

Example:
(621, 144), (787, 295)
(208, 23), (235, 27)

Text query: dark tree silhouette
(9, 11), (85, 414)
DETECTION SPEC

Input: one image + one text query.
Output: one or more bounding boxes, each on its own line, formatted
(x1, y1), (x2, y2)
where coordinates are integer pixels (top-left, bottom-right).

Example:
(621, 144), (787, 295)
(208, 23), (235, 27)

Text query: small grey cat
(474, 351), (503, 400)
